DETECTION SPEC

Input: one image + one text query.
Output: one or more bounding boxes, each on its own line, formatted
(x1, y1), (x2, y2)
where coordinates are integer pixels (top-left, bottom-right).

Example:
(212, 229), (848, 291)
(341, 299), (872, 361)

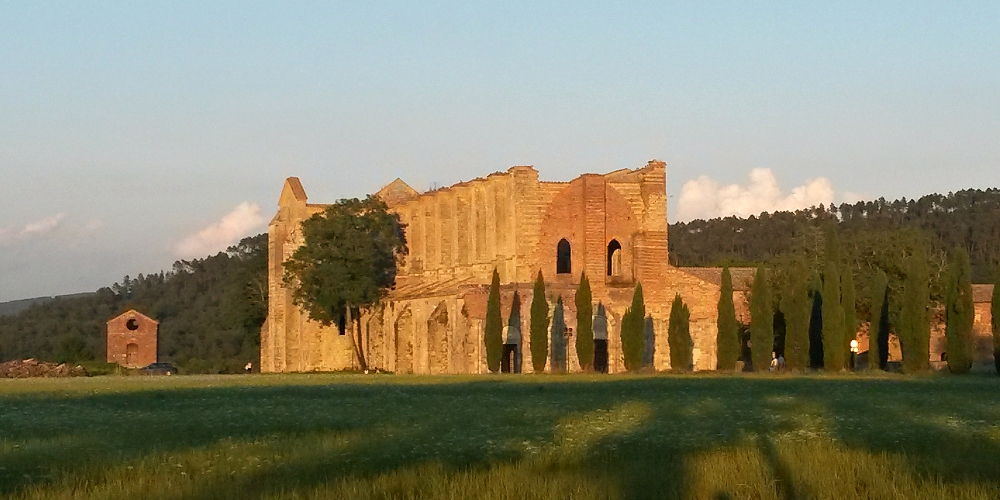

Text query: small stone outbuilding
(107, 310), (158, 368)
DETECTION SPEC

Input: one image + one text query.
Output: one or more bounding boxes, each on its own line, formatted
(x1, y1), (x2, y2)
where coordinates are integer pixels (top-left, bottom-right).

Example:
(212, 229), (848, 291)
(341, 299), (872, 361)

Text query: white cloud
(174, 202), (267, 258)
(676, 168), (837, 221)
(0, 213), (67, 245)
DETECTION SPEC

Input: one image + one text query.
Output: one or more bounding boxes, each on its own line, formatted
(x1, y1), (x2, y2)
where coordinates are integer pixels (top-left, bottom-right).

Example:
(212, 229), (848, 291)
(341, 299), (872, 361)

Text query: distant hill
(0, 234), (266, 373)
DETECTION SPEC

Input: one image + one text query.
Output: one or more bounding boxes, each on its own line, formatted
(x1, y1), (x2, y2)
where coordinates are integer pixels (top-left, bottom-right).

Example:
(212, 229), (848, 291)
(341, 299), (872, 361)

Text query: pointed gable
(375, 178), (419, 207)
(279, 177), (308, 207)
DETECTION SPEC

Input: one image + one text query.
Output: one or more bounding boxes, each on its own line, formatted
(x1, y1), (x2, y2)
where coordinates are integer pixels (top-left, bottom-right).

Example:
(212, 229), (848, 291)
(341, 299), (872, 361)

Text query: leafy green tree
(485, 268), (503, 373)
(841, 262), (857, 369)
(993, 263), (1000, 375)
(716, 266), (740, 370)
(945, 248), (974, 374)
(575, 272), (594, 371)
(749, 265), (773, 372)
(901, 248), (930, 372)
(869, 269), (889, 371)
(550, 296), (567, 373)
(780, 270), (811, 371)
(668, 294), (692, 372)
(282, 196), (407, 371)
(530, 271), (550, 372)
(621, 282), (646, 371)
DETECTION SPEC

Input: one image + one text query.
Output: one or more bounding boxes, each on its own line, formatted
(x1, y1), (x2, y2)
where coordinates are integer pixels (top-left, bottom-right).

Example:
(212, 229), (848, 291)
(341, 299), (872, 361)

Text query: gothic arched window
(607, 239), (622, 276)
(556, 239), (572, 274)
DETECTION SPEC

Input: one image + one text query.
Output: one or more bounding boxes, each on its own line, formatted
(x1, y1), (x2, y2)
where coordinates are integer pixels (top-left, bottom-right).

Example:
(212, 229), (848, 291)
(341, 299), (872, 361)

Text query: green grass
(1, 373), (999, 500)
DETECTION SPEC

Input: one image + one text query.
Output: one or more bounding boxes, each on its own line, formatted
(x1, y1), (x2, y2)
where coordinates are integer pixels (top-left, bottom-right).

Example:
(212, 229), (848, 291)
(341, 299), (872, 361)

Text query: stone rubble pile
(0, 359), (88, 378)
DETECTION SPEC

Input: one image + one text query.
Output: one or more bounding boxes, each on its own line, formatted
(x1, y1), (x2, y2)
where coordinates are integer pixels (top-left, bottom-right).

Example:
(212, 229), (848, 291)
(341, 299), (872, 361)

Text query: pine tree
(780, 270), (810, 371)
(621, 282), (645, 371)
(869, 269), (889, 371)
(993, 263), (1000, 376)
(716, 266), (740, 370)
(668, 294), (693, 372)
(901, 249), (930, 372)
(550, 296), (567, 373)
(485, 268), (503, 373)
(575, 272), (594, 371)
(749, 265), (772, 372)
(945, 248), (974, 374)
(841, 262), (857, 369)
(530, 270), (550, 373)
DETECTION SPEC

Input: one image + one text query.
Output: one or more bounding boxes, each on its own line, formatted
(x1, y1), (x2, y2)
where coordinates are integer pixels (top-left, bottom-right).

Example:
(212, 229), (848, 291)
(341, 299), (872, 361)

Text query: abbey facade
(261, 160), (729, 374)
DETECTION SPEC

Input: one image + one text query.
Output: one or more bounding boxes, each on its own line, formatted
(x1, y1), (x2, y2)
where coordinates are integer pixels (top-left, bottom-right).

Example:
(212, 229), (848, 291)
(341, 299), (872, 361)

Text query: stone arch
(427, 301), (449, 374)
(607, 239), (622, 276)
(557, 239), (572, 274)
(394, 306), (414, 374)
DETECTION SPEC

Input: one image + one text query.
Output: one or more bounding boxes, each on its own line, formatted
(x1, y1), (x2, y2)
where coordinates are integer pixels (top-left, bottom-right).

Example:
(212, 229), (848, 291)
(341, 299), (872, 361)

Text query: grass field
(1, 373), (999, 500)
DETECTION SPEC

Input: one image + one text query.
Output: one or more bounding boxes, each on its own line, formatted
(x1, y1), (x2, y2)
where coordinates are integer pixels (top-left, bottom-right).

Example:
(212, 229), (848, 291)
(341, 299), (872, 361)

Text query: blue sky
(1, 2), (998, 301)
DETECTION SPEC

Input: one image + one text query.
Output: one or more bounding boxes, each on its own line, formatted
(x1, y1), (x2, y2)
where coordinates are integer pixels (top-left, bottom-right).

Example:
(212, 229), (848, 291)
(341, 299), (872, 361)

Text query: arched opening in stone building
(593, 304), (609, 373)
(607, 240), (622, 277)
(125, 343), (138, 367)
(427, 301), (449, 374)
(556, 239), (572, 274)
(394, 308), (414, 374)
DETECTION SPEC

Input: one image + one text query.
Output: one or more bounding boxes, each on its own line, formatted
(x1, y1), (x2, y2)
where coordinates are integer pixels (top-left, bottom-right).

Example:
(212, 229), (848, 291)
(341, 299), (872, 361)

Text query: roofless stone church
(260, 160), (725, 374)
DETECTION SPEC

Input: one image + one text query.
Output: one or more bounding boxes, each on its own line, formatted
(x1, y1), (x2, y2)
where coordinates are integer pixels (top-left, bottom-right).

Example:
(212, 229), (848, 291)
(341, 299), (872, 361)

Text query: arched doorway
(556, 239), (572, 274)
(607, 240), (622, 277)
(125, 343), (139, 367)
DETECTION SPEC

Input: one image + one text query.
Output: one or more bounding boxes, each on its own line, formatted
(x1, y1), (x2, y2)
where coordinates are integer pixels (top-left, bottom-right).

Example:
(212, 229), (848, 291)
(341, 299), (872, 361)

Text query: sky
(1, 2), (998, 301)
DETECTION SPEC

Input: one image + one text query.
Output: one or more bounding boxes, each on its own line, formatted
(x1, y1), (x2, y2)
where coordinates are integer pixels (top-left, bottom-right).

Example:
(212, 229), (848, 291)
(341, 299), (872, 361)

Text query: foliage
(716, 266), (740, 370)
(575, 272), (594, 371)
(901, 248), (931, 372)
(485, 269), (503, 373)
(822, 227), (845, 371)
(621, 282), (646, 372)
(282, 196), (407, 370)
(529, 271), (550, 372)
(841, 261), (857, 369)
(749, 265), (772, 372)
(550, 296), (567, 373)
(780, 267), (811, 371)
(667, 294), (692, 372)
(0, 235), (268, 373)
(945, 248), (974, 374)
(993, 263), (1000, 375)
(869, 270), (889, 371)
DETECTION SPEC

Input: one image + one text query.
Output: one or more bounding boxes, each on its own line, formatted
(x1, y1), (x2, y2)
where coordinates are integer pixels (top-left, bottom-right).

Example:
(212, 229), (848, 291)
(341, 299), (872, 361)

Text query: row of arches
(555, 238), (624, 277)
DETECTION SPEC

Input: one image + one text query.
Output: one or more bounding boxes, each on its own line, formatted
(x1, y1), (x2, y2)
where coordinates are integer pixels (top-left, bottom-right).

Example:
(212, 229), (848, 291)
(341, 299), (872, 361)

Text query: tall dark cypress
(485, 268), (503, 373)
(901, 249), (930, 372)
(749, 265), (772, 372)
(993, 263), (1000, 376)
(945, 248), (974, 374)
(841, 262), (857, 369)
(780, 270), (810, 371)
(530, 271), (550, 373)
(575, 272), (594, 371)
(621, 282), (645, 371)
(716, 266), (740, 370)
(550, 296), (567, 373)
(869, 269), (889, 371)
(668, 294), (693, 372)
(822, 227), (845, 371)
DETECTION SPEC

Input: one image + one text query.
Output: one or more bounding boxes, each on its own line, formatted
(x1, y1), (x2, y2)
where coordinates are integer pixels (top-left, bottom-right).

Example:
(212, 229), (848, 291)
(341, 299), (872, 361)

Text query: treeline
(0, 234), (267, 373)
(669, 188), (1000, 284)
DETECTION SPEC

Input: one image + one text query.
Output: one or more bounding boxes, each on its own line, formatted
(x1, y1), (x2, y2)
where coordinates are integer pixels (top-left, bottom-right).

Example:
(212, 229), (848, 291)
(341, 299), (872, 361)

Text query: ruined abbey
(260, 160), (728, 374)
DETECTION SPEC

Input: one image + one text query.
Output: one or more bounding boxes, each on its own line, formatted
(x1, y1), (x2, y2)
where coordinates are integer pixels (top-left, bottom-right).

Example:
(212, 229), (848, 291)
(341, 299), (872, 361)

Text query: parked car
(141, 362), (178, 376)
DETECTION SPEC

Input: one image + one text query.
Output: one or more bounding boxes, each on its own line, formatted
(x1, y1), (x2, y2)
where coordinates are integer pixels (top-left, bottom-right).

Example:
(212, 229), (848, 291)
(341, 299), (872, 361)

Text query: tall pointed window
(607, 240), (622, 276)
(556, 239), (572, 274)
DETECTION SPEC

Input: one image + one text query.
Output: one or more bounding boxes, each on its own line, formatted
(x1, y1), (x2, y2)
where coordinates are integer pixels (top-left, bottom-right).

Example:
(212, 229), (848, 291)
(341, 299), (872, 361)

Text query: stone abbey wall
(260, 161), (726, 374)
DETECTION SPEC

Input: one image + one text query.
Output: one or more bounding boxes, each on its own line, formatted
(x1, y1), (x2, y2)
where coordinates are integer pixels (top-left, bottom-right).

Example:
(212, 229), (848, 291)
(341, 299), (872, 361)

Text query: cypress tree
(716, 266), (740, 370)
(485, 268), (503, 373)
(622, 282), (645, 371)
(901, 249), (930, 372)
(550, 296), (566, 373)
(530, 270), (550, 373)
(780, 271), (810, 371)
(945, 248), (974, 374)
(668, 294), (693, 372)
(749, 265), (772, 372)
(575, 272), (594, 371)
(841, 263), (857, 369)
(993, 263), (1000, 375)
(821, 226), (845, 371)
(869, 269), (889, 371)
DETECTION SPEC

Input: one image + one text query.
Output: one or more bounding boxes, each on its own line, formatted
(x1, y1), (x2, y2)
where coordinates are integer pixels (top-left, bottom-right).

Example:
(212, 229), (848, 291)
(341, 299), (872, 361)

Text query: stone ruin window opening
(556, 239), (572, 274)
(126, 318), (139, 331)
(336, 312), (347, 336)
(607, 240), (623, 276)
